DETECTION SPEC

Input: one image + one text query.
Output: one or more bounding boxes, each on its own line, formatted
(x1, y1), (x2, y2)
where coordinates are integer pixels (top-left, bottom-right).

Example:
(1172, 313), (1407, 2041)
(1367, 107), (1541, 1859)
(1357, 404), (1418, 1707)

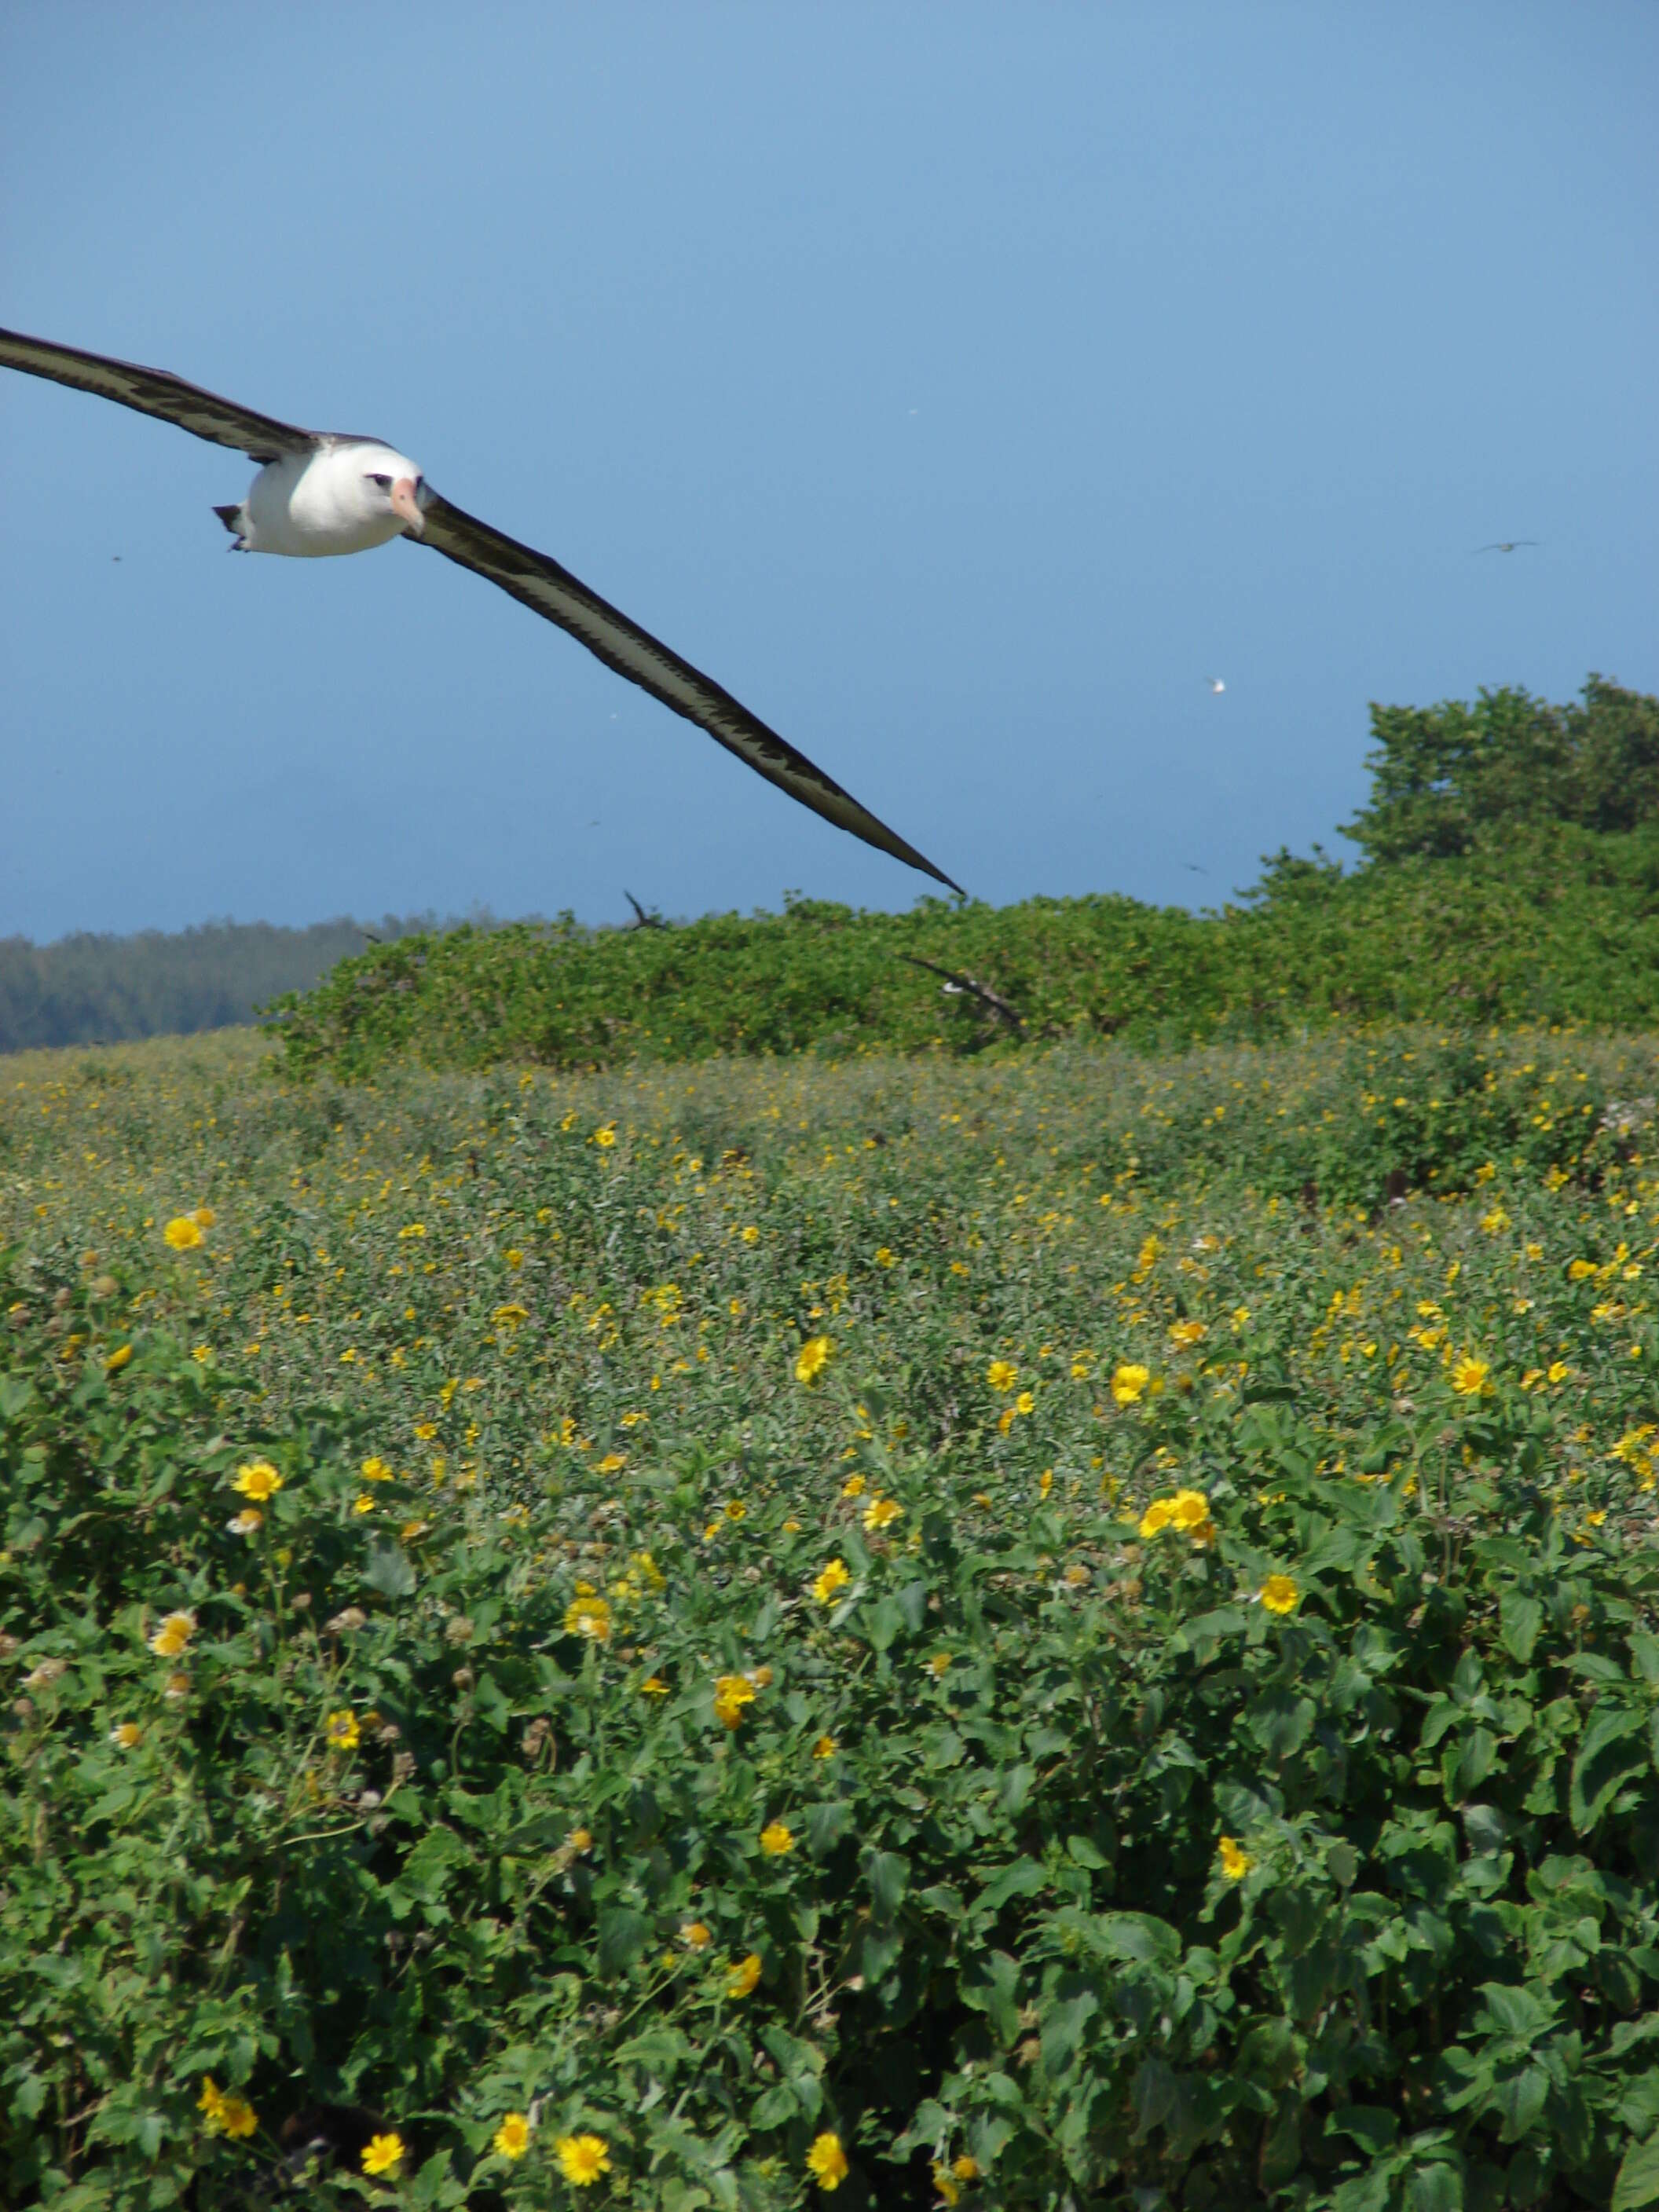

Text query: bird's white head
(353, 444), (427, 537)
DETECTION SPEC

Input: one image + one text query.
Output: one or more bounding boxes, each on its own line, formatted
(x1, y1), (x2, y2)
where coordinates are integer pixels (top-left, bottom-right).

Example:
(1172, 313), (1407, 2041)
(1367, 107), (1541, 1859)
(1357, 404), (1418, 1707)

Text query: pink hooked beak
(390, 477), (425, 536)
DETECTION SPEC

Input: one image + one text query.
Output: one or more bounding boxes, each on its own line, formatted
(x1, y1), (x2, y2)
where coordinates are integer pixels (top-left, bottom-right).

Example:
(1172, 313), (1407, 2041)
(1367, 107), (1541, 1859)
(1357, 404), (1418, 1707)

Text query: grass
(7, 1026), (1659, 2208)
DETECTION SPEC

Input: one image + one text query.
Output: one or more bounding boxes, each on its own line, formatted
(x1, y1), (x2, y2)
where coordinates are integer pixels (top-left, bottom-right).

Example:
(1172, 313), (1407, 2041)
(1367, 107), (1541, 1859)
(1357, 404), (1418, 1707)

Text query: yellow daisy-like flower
(1168, 1489), (1210, 1532)
(840, 1474), (866, 1497)
(555, 2133), (612, 2186)
(596, 1452), (627, 1474)
(1169, 1318), (1207, 1346)
(105, 1343), (133, 1372)
(934, 2168), (960, 2206)
(361, 2132), (405, 2177)
(325, 1709), (361, 1752)
(360, 1456), (394, 1483)
(1450, 1354), (1490, 1397)
(862, 1496), (903, 1533)
(713, 1674), (756, 1728)
(197, 2076), (258, 2139)
(353, 1494), (377, 1516)
(110, 1720), (143, 1749)
(592, 1125), (617, 1149)
(760, 1820), (796, 1856)
(639, 1675), (669, 1696)
(796, 1335), (833, 1385)
(1111, 1362), (1152, 1405)
(807, 2133), (849, 2192)
(233, 1459), (283, 1500)
(727, 1951), (763, 1997)
(812, 1734), (838, 1759)
(194, 1206), (217, 1229)
(1258, 1574), (1299, 1616)
(1138, 1498), (1175, 1538)
(227, 1508), (263, 1537)
(812, 1558), (851, 1602)
(148, 1610), (196, 1658)
(953, 2156), (981, 2181)
(564, 1595), (613, 1641)
(493, 2113), (531, 2160)
(680, 1920), (712, 1947)
(164, 1215), (203, 1251)
(987, 1359), (1018, 1393)
(1218, 1835), (1254, 1881)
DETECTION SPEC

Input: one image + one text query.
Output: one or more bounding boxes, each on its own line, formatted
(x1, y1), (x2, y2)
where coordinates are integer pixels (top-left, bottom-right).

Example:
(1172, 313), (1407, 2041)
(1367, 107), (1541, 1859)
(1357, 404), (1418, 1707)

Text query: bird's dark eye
(366, 472), (393, 489)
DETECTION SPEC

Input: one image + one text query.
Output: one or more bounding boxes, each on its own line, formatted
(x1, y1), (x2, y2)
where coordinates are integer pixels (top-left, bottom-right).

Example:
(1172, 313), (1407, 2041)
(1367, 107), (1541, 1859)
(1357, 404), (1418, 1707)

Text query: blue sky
(2, 2), (1654, 941)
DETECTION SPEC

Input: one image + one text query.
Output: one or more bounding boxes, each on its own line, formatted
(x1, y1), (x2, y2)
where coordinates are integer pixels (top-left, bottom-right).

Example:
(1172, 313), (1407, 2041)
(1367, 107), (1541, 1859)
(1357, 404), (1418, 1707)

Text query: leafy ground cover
(7, 1028), (1659, 2209)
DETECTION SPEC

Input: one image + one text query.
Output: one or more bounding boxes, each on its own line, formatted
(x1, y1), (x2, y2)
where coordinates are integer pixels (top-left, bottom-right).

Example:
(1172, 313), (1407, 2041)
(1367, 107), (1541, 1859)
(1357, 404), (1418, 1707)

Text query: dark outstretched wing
(0, 327), (318, 463)
(416, 490), (962, 892)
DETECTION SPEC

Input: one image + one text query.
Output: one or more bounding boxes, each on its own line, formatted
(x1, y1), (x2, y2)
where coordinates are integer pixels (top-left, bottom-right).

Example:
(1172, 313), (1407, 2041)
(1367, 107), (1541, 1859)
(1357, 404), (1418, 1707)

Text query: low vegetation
(8, 1025), (1659, 2207)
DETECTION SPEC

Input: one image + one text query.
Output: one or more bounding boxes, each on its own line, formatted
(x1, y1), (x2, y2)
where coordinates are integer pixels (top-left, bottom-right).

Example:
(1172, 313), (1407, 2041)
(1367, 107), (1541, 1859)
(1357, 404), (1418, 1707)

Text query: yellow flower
(1168, 1488), (1210, 1532)
(1138, 1498), (1174, 1538)
(198, 2076), (258, 2139)
(325, 1709), (361, 1752)
(1014, 1390), (1035, 1415)
(727, 1951), (763, 1997)
(812, 1734), (838, 1759)
(148, 1610), (196, 1658)
(353, 1494), (377, 1515)
(840, 1474), (866, 1497)
(1111, 1363), (1152, 1404)
(566, 1827), (593, 1853)
(193, 1206), (218, 1229)
(360, 1456), (394, 1482)
(163, 1670), (190, 1701)
(741, 1225), (760, 1244)
(164, 1216), (203, 1251)
(812, 1558), (851, 1602)
(987, 1359), (1017, 1392)
(555, 2133), (612, 2185)
(639, 1675), (669, 1696)
(1218, 1835), (1254, 1881)
(564, 1595), (613, 1641)
(874, 1246), (897, 1268)
(233, 1459), (283, 1501)
(592, 1125), (617, 1148)
(227, 1508), (263, 1537)
(796, 1335), (833, 1384)
(361, 2133), (405, 2177)
(928, 1652), (953, 1679)
(714, 1674), (756, 1728)
(760, 1820), (796, 1855)
(493, 2113), (531, 2160)
(934, 2170), (960, 2205)
(105, 1344), (133, 1372)
(597, 1452), (628, 1474)
(807, 2133), (849, 2192)
(862, 1496), (904, 1533)
(1450, 1354), (1489, 1397)
(1169, 1318), (1207, 1346)
(680, 1920), (712, 1947)
(1258, 1575), (1299, 1616)
(953, 2156), (981, 2181)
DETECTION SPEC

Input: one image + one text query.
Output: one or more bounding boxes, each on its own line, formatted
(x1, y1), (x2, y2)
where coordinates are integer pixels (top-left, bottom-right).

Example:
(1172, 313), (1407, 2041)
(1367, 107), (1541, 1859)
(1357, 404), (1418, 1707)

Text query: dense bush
(9, 1032), (1659, 2207)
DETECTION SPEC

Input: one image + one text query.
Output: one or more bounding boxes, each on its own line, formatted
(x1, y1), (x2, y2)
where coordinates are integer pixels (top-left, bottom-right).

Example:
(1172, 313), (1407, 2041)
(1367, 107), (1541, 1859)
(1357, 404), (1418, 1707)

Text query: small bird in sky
(0, 325), (960, 892)
(1206, 677), (1225, 695)
(1474, 540), (1539, 555)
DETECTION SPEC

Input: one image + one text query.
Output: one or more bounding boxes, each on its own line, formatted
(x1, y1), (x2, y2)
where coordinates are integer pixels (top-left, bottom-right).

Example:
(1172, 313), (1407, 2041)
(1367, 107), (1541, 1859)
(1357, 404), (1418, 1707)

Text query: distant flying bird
(1474, 540), (1539, 555)
(0, 326), (961, 892)
(1206, 677), (1225, 694)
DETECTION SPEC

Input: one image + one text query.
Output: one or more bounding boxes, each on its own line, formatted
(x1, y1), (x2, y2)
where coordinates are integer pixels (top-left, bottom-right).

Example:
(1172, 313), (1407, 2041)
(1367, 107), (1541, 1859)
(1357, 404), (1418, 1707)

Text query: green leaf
(596, 1906), (650, 1977)
(1569, 1703), (1647, 1833)
(364, 1542), (416, 1599)
(866, 1850), (910, 1917)
(975, 1857), (1047, 1915)
(1614, 2129), (1659, 2211)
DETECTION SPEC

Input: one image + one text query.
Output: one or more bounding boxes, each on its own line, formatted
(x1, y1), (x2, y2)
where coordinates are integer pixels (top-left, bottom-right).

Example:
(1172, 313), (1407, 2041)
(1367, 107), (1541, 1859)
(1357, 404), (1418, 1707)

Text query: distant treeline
(0, 914), (479, 1054)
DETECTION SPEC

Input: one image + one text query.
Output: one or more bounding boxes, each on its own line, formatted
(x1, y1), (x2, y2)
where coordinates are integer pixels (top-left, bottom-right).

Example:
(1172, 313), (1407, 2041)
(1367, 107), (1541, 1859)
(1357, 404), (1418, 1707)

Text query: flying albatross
(0, 326), (961, 892)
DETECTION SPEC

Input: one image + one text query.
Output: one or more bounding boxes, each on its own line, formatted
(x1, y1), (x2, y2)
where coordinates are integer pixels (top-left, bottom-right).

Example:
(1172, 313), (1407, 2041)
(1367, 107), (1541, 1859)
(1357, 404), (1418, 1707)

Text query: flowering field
(6, 1026), (1659, 2209)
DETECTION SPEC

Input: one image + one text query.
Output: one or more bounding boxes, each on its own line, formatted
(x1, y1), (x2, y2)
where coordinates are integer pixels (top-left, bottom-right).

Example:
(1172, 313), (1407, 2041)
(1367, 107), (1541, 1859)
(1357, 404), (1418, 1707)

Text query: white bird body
(227, 442), (424, 557)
